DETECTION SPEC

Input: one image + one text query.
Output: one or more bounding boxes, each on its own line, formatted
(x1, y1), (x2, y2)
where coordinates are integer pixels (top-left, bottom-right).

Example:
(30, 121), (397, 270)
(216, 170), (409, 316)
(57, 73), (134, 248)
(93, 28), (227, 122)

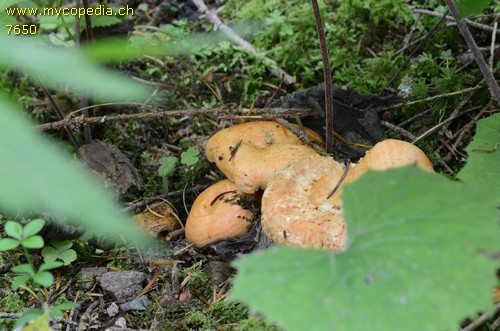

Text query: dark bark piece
(78, 140), (143, 197)
(266, 84), (397, 161)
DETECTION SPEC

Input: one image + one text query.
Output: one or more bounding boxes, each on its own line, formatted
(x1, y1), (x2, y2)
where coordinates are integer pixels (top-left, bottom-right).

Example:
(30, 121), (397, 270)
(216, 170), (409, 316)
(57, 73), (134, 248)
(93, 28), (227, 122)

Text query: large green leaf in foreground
(230, 167), (499, 331)
(0, 96), (151, 246)
(457, 113), (500, 188)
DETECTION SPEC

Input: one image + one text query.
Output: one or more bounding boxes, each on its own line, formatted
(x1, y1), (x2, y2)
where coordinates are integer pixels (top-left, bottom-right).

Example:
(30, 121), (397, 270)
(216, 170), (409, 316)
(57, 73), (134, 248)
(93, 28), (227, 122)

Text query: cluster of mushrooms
(185, 121), (434, 251)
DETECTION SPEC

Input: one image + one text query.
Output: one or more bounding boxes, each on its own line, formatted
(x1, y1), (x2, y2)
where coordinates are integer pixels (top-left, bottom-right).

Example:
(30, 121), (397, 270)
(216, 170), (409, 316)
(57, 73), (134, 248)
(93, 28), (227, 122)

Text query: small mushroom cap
(185, 180), (253, 248)
(352, 138), (434, 175)
(205, 121), (317, 194)
(262, 153), (348, 251)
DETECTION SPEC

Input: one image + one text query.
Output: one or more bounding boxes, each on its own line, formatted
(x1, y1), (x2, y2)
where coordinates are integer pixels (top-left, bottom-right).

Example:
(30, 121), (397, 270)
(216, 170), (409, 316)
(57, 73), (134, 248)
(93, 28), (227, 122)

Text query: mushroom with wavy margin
(261, 139), (434, 251)
(185, 179), (254, 248)
(205, 121), (319, 194)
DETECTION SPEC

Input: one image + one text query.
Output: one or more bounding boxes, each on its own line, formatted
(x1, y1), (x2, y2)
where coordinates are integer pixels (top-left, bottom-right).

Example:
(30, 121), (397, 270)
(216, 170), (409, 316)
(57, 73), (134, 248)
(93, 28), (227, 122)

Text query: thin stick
(311, 0), (334, 153)
(381, 121), (417, 141)
(192, 0), (295, 85)
(380, 85), (483, 110)
(444, 0), (500, 103)
(39, 83), (81, 148)
(413, 9), (500, 34)
(461, 302), (500, 331)
(35, 107), (313, 131)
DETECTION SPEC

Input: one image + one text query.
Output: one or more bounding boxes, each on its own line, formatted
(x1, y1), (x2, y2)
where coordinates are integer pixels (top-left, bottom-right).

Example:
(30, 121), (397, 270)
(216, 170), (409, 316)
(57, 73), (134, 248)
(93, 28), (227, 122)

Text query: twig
(35, 106), (313, 131)
(412, 105), (484, 143)
(413, 9), (500, 34)
(122, 184), (210, 212)
(381, 120), (418, 141)
(461, 302), (500, 331)
(380, 85), (484, 110)
(444, 0), (500, 103)
(490, 22), (498, 69)
(38, 82), (80, 148)
(80, 0), (93, 144)
(191, 0), (295, 85)
(311, 0), (334, 154)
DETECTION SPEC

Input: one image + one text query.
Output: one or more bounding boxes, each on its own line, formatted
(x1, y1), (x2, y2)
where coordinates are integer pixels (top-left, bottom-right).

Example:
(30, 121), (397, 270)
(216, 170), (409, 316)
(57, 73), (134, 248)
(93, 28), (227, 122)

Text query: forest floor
(0, 0), (499, 330)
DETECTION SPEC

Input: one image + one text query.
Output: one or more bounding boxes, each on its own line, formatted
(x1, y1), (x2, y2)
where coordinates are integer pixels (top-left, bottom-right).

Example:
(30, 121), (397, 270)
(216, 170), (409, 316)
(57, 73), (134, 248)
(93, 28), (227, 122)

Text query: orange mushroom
(185, 180), (254, 248)
(205, 121), (317, 194)
(261, 139), (434, 251)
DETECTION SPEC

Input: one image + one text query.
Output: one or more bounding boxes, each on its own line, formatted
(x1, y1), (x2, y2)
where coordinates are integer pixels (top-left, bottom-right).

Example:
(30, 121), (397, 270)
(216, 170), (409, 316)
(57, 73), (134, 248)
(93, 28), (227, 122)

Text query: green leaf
(21, 235), (44, 249)
(14, 309), (44, 329)
(33, 271), (55, 287)
(455, 0), (491, 17)
(50, 240), (73, 251)
(12, 263), (35, 275)
(22, 219), (45, 238)
(52, 302), (79, 311)
(0, 35), (150, 101)
(58, 249), (77, 265)
(38, 261), (64, 272)
(41, 246), (59, 263)
(0, 0), (19, 10)
(0, 238), (20, 251)
(230, 168), (499, 331)
(457, 113), (500, 189)
(12, 275), (32, 289)
(0, 95), (153, 247)
(180, 148), (200, 166)
(5, 220), (23, 240)
(158, 157), (178, 177)
(20, 312), (52, 331)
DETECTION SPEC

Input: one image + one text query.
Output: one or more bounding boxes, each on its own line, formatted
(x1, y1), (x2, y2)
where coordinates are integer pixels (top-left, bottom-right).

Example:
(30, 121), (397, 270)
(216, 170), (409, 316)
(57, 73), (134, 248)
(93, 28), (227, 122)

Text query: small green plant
(0, 218), (63, 289)
(180, 148), (200, 166)
(158, 156), (179, 192)
(41, 240), (77, 266)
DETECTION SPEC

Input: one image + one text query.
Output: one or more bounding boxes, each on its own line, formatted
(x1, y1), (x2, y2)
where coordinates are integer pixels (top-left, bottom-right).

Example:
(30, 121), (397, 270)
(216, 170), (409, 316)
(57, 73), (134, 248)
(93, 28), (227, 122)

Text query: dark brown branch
(444, 0), (500, 103)
(34, 106), (313, 131)
(311, 0), (334, 153)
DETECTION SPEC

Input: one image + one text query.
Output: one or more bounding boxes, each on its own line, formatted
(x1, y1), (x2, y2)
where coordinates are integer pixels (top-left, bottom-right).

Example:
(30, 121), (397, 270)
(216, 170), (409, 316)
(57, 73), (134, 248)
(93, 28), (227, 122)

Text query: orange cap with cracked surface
(205, 121), (317, 194)
(262, 153), (348, 251)
(185, 180), (253, 248)
(261, 139), (434, 251)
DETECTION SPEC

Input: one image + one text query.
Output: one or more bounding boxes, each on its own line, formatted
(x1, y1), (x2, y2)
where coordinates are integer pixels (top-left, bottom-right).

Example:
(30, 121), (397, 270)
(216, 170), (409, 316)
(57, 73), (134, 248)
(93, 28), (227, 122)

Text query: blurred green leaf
(5, 220), (23, 239)
(12, 263), (35, 275)
(12, 275), (32, 290)
(158, 157), (178, 177)
(58, 249), (77, 265)
(32, 271), (54, 287)
(22, 218), (45, 238)
(0, 35), (150, 101)
(457, 113), (500, 188)
(230, 168), (499, 331)
(41, 246), (59, 263)
(39, 261), (64, 271)
(0, 95), (152, 247)
(181, 148), (200, 166)
(455, 0), (491, 17)
(21, 235), (44, 249)
(0, 238), (20, 251)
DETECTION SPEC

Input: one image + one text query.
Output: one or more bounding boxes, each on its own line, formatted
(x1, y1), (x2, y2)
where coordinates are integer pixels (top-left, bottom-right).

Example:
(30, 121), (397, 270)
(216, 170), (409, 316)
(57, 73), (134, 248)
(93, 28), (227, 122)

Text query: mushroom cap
(185, 179), (253, 248)
(205, 121), (317, 194)
(351, 138), (434, 176)
(261, 153), (348, 251)
(261, 139), (435, 251)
